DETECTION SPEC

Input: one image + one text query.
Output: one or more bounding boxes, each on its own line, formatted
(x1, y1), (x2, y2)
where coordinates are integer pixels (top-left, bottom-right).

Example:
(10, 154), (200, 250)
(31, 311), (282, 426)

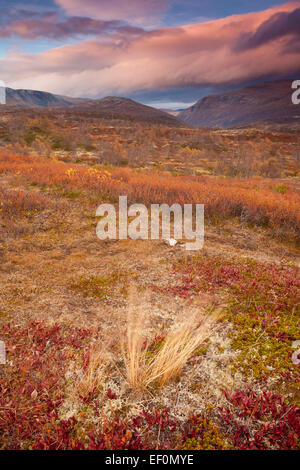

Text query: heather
(0, 153), (299, 240)
(1, 322), (299, 450)
(0, 148), (299, 451)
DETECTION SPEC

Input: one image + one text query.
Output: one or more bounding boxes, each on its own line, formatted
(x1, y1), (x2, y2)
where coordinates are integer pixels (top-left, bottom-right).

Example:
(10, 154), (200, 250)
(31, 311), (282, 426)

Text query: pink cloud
(235, 6), (300, 50)
(0, 16), (124, 40)
(1, 2), (300, 97)
(55, 0), (170, 26)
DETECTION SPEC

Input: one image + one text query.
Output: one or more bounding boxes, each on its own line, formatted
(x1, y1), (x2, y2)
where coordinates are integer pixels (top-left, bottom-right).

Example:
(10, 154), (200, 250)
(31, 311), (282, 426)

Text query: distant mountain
(2, 88), (180, 126)
(178, 80), (300, 128)
(75, 96), (181, 125)
(4, 87), (86, 107)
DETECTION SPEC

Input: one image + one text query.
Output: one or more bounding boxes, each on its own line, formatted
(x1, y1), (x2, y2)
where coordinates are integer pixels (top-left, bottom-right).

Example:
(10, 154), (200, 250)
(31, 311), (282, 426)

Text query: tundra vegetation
(0, 114), (299, 450)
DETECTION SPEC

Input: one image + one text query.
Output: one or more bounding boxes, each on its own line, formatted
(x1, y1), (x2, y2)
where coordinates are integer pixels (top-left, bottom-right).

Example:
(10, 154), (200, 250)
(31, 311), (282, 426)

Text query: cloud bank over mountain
(0, 1), (299, 102)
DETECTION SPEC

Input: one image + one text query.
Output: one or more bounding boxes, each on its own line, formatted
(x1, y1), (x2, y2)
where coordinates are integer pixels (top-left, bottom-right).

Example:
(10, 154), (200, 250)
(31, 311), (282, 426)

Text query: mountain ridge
(178, 80), (300, 128)
(3, 80), (300, 128)
(0, 87), (181, 126)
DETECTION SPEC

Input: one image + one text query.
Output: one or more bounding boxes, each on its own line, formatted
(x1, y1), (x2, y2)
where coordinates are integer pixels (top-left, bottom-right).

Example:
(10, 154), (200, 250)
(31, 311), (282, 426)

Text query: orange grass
(123, 311), (217, 392)
(0, 184), (50, 218)
(0, 153), (299, 238)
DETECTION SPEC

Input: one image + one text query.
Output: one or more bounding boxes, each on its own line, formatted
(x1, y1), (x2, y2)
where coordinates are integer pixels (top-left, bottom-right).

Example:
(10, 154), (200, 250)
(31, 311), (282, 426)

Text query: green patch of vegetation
(62, 189), (82, 199)
(70, 272), (126, 300)
(24, 132), (36, 145)
(167, 254), (300, 399)
(24, 209), (39, 218)
(52, 137), (71, 151)
(145, 336), (166, 362)
(272, 184), (288, 194)
(181, 417), (232, 450)
(193, 344), (209, 357)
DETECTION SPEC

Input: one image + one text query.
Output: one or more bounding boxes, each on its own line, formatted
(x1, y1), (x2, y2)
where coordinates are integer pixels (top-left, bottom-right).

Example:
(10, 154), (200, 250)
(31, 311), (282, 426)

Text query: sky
(0, 0), (300, 108)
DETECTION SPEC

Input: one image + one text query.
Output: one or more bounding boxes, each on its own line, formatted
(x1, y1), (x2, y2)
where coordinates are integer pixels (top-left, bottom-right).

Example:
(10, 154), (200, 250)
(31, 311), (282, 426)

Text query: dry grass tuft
(123, 295), (148, 391)
(66, 342), (111, 403)
(144, 315), (217, 390)
(123, 289), (219, 392)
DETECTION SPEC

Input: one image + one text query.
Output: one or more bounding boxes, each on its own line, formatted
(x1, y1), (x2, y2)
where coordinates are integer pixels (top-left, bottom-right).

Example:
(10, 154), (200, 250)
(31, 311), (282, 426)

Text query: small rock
(163, 238), (178, 247)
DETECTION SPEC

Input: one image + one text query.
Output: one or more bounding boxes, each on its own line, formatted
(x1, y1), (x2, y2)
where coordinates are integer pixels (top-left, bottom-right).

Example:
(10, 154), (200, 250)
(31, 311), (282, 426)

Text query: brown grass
(66, 342), (111, 403)
(1, 153), (299, 239)
(123, 291), (219, 392)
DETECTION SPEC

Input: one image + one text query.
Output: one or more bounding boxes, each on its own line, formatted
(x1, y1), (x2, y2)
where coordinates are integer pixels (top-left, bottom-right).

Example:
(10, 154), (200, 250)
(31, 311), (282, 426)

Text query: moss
(24, 132), (37, 145)
(62, 189), (82, 199)
(181, 417), (233, 450)
(272, 184), (288, 194)
(70, 272), (126, 300)
(168, 254), (300, 400)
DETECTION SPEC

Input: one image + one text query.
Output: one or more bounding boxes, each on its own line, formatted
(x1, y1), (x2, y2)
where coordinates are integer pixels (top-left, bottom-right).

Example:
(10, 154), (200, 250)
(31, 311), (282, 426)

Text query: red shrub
(219, 389), (300, 450)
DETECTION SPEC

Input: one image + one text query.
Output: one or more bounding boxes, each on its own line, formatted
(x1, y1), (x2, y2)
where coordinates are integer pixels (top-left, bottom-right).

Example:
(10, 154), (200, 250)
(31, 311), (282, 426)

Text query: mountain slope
(4, 87), (86, 107)
(72, 96), (181, 124)
(178, 80), (300, 128)
(2, 88), (180, 126)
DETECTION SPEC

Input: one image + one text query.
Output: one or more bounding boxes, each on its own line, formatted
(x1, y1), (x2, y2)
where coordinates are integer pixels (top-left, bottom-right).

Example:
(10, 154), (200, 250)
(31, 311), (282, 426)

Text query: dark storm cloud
(0, 8), (58, 26)
(1, 2), (300, 97)
(0, 9), (132, 40)
(236, 6), (300, 51)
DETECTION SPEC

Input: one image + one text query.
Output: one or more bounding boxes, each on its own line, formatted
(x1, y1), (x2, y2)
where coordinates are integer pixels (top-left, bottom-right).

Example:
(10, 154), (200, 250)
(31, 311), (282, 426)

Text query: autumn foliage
(0, 321), (299, 450)
(0, 153), (299, 239)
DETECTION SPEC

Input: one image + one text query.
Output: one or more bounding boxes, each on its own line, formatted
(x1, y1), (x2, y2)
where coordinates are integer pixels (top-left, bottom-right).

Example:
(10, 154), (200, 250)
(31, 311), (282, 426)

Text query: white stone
(163, 238), (178, 247)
